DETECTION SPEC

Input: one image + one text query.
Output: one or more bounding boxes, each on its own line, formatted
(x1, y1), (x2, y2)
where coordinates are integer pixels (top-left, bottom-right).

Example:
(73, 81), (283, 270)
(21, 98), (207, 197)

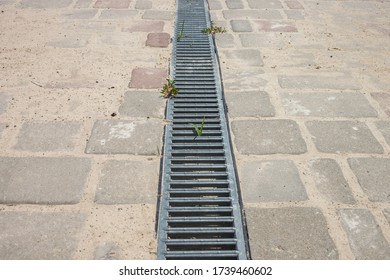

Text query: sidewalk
(0, 0), (390, 260)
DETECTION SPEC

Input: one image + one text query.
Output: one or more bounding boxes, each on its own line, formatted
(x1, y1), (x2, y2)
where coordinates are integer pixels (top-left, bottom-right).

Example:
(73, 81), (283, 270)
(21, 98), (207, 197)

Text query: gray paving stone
(240, 33), (285, 48)
(142, 10), (174, 20)
(86, 119), (163, 155)
(95, 160), (158, 204)
(135, 0), (152, 9)
(46, 36), (90, 48)
(208, 0), (223, 10)
(281, 92), (377, 117)
(306, 121), (383, 154)
(94, 241), (122, 260)
(226, 0), (244, 9)
(308, 159), (355, 204)
(240, 160), (307, 202)
(100, 10), (138, 19)
(19, 0), (73, 8)
(0, 157), (90, 204)
(0, 92), (8, 115)
(348, 158), (390, 202)
(279, 75), (361, 90)
(230, 20), (252, 32)
(0, 212), (86, 259)
(246, 207), (338, 259)
(338, 209), (390, 259)
(14, 121), (82, 152)
(376, 121), (390, 146)
(232, 120), (307, 154)
(62, 9), (97, 19)
(247, 0), (283, 9)
(74, 0), (91, 8)
(220, 49), (263, 67)
(225, 91), (274, 117)
(371, 93), (390, 117)
(223, 9), (283, 20)
(119, 91), (166, 118)
(222, 69), (267, 91)
(285, 10), (305, 20)
(215, 33), (235, 48)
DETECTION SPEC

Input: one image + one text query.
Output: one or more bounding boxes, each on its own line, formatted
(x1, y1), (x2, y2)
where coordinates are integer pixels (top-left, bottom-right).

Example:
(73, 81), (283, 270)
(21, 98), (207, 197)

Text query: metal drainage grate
(157, 0), (247, 260)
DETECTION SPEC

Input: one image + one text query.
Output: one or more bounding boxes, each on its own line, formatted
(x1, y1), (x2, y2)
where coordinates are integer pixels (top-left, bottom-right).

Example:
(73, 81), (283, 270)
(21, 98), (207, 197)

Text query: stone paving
(0, 0), (389, 260)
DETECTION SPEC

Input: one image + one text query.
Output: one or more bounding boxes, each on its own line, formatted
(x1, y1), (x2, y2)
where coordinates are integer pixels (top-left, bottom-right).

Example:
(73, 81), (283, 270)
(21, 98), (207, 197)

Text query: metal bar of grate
(157, 0), (248, 260)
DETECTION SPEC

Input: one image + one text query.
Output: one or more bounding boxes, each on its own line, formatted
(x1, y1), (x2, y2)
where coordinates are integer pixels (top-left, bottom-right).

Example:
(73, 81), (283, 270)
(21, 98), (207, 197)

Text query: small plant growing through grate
(190, 116), (206, 137)
(160, 79), (179, 98)
(201, 26), (226, 35)
(177, 20), (185, 42)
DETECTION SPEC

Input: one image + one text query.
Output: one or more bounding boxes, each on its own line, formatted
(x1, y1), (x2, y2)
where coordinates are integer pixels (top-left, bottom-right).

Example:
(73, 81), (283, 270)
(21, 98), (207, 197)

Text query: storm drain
(157, 0), (248, 260)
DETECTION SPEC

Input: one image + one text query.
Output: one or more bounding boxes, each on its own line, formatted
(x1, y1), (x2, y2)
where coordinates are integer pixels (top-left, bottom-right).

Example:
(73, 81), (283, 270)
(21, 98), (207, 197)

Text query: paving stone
(348, 158), (390, 202)
(285, 0), (304, 9)
(122, 21), (164, 32)
(75, 0), (91, 8)
(280, 92), (377, 117)
(85, 119), (163, 155)
(384, 209), (390, 225)
(371, 93), (390, 116)
(214, 33), (235, 48)
(95, 160), (158, 204)
(240, 33), (285, 48)
(61, 9), (97, 19)
(0, 124), (6, 137)
(225, 91), (275, 117)
(279, 75), (361, 90)
(94, 241), (122, 260)
(338, 209), (390, 259)
(128, 68), (167, 89)
(93, 0), (131, 9)
(255, 20), (298, 32)
(308, 159), (355, 204)
(220, 49), (263, 67)
(246, 207), (338, 259)
(240, 160), (307, 203)
(145, 32), (170, 48)
(14, 121), (82, 152)
(232, 120), (307, 154)
(46, 37), (90, 48)
(376, 121), (390, 146)
(118, 91), (165, 118)
(306, 121), (383, 154)
(208, 0), (223, 10)
(247, 0), (283, 9)
(230, 20), (252, 32)
(222, 69), (267, 91)
(226, 0), (244, 9)
(135, 0), (152, 9)
(19, 0), (73, 8)
(0, 212), (86, 259)
(100, 10), (138, 19)
(142, 10), (174, 20)
(285, 10), (304, 20)
(223, 9), (283, 20)
(0, 157), (90, 204)
(0, 92), (8, 115)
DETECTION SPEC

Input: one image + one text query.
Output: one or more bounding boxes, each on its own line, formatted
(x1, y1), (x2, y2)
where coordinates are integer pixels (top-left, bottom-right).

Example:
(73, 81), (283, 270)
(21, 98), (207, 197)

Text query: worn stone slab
(255, 20), (298, 32)
(246, 207), (338, 259)
(214, 34), (235, 48)
(222, 69), (267, 91)
(0, 212), (85, 259)
(46, 36), (90, 48)
(223, 9), (283, 20)
(308, 159), (355, 204)
(240, 33), (285, 48)
(128, 68), (167, 89)
(122, 21), (164, 33)
(285, 10), (304, 20)
(0, 92), (8, 115)
(338, 209), (390, 259)
(225, 91), (275, 117)
(376, 121), (390, 146)
(19, 0), (73, 8)
(280, 92), (377, 117)
(232, 120), (307, 154)
(142, 10), (174, 20)
(240, 160), (307, 203)
(100, 10), (138, 19)
(119, 91), (165, 118)
(94, 241), (122, 260)
(61, 9), (98, 20)
(75, 0), (91, 8)
(371, 93), (390, 116)
(85, 119), (163, 155)
(14, 121), (82, 152)
(95, 160), (158, 204)
(135, 0), (152, 9)
(348, 158), (390, 202)
(220, 49), (263, 67)
(208, 0), (223, 10)
(93, 0), (131, 9)
(145, 32), (170, 47)
(248, 0), (283, 9)
(306, 121), (383, 154)
(285, 0), (304, 9)
(230, 20), (252, 32)
(279, 75), (361, 90)
(226, 0), (244, 9)
(0, 157), (90, 204)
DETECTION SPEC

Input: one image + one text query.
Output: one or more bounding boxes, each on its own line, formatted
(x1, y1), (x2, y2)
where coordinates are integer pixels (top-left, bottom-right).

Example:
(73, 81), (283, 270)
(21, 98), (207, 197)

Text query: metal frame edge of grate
(157, 0), (248, 260)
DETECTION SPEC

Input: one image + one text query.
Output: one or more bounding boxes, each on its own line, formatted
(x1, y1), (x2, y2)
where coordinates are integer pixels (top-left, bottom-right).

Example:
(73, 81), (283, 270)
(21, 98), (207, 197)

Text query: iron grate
(157, 0), (248, 260)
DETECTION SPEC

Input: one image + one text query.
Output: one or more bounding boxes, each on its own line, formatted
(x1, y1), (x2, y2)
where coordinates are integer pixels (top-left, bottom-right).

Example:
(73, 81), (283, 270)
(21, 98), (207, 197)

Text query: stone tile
(348, 158), (390, 202)
(208, 0), (223, 10)
(240, 160), (307, 203)
(85, 119), (163, 155)
(0, 212), (86, 259)
(280, 92), (377, 117)
(246, 207), (338, 259)
(220, 49), (263, 67)
(19, 0), (73, 8)
(222, 69), (267, 91)
(122, 21), (164, 33)
(46, 36), (90, 48)
(214, 34), (235, 48)
(223, 9), (283, 20)
(376, 121), (390, 146)
(230, 20), (252, 32)
(308, 159), (355, 204)
(100, 10), (138, 19)
(226, 0), (244, 9)
(75, 0), (91, 8)
(225, 91), (275, 117)
(118, 91), (165, 118)
(232, 120), (307, 154)
(306, 121), (383, 154)
(0, 157), (90, 204)
(142, 10), (174, 20)
(61, 9), (98, 19)
(14, 121), (82, 152)
(145, 32), (170, 48)
(285, 0), (304, 9)
(371, 93), (390, 116)
(255, 20), (298, 32)
(279, 75), (361, 90)
(240, 33), (285, 48)
(94, 241), (122, 260)
(338, 209), (390, 259)
(93, 0), (131, 9)
(247, 0), (283, 9)
(285, 10), (304, 20)
(135, 0), (152, 9)
(128, 68), (167, 89)
(95, 160), (158, 204)
(0, 92), (8, 115)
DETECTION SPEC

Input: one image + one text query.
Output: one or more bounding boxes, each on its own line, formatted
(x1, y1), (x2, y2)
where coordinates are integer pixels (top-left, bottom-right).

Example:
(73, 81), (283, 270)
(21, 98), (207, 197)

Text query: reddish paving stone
(256, 20), (297, 32)
(93, 0), (131, 9)
(128, 68), (167, 89)
(371, 93), (390, 116)
(146, 33), (170, 48)
(285, 0), (304, 9)
(122, 21), (164, 32)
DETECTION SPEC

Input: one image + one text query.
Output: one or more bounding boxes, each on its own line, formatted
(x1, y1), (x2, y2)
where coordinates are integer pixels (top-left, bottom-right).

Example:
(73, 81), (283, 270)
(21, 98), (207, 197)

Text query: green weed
(160, 79), (179, 98)
(190, 116), (206, 137)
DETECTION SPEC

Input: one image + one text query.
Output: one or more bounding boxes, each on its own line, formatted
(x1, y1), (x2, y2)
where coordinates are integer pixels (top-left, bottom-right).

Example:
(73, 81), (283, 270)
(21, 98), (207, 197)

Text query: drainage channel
(157, 0), (248, 260)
